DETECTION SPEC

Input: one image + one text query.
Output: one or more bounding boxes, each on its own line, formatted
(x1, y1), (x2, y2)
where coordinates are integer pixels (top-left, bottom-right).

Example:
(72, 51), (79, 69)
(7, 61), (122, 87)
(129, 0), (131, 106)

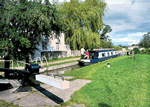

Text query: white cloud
(104, 0), (150, 33)
(111, 32), (146, 45)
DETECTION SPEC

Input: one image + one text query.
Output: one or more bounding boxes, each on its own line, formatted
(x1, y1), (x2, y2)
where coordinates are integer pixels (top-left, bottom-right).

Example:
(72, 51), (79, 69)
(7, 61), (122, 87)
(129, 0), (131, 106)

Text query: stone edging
(39, 62), (78, 73)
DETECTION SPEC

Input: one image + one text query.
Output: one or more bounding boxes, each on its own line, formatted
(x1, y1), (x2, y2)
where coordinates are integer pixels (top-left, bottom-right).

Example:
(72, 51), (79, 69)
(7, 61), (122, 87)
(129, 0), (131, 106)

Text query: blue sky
(103, 0), (150, 46)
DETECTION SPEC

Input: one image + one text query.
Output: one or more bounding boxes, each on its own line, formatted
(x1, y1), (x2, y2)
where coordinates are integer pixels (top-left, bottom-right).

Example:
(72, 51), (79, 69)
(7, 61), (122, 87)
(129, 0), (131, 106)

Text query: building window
(56, 42), (59, 50)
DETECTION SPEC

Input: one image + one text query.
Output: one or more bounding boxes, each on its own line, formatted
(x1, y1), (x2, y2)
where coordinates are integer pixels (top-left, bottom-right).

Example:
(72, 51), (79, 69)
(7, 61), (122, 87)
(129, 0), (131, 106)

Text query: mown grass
(60, 54), (149, 107)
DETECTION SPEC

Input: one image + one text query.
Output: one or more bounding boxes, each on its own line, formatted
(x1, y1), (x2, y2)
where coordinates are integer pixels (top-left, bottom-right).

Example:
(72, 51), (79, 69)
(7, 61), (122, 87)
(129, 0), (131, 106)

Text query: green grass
(60, 54), (150, 107)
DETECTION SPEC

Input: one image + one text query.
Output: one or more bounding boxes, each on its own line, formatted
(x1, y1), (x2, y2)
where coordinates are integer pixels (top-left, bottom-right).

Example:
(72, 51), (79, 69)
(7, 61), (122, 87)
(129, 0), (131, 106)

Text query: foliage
(145, 49), (150, 54)
(133, 48), (140, 54)
(58, 0), (108, 50)
(141, 49), (146, 54)
(100, 39), (113, 48)
(118, 44), (122, 47)
(113, 45), (122, 50)
(0, 0), (64, 60)
(122, 46), (127, 48)
(131, 44), (136, 46)
(139, 32), (150, 49)
(100, 24), (112, 40)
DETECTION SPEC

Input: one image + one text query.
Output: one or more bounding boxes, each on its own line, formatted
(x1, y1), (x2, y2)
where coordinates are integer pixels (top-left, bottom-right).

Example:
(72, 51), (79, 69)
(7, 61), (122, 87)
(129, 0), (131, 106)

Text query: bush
(146, 49), (150, 54)
(141, 49), (146, 53)
(133, 48), (140, 54)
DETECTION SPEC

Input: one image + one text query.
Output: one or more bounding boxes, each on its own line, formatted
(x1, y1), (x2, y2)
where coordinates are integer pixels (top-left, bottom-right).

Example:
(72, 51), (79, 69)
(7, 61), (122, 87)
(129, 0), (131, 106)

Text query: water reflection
(42, 64), (82, 76)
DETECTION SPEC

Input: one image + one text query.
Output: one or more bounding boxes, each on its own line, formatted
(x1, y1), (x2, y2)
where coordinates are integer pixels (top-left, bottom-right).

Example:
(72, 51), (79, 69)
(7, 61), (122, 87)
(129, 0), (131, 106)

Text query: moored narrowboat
(78, 49), (120, 66)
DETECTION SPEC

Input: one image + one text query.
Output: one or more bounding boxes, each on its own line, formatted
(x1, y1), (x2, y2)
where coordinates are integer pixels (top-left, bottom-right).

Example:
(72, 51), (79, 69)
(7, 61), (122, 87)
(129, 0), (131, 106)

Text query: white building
(128, 46), (139, 50)
(128, 46), (145, 51)
(32, 33), (71, 61)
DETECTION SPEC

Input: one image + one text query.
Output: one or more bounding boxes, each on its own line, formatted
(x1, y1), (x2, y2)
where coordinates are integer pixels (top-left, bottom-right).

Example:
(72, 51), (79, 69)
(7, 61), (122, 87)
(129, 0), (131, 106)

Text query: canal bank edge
(39, 61), (79, 73)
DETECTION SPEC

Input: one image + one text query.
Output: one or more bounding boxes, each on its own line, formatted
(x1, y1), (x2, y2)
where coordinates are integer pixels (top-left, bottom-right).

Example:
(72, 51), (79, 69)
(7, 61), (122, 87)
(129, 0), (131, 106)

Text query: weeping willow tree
(58, 0), (108, 50)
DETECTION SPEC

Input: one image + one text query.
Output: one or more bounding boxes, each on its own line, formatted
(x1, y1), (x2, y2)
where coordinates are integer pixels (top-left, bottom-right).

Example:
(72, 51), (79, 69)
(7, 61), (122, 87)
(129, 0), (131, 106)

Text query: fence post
(132, 51), (134, 59)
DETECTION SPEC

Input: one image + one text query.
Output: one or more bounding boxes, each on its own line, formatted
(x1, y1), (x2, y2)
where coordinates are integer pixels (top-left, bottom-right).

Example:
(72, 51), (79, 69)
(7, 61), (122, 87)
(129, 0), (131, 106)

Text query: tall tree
(100, 24), (112, 40)
(0, 0), (64, 60)
(139, 32), (150, 49)
(58, 0), (108, 50)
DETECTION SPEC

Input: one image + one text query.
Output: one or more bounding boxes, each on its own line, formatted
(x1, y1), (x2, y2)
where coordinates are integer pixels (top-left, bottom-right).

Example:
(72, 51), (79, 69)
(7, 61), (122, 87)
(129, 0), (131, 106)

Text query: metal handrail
(35, 57), (43, 67)
(41, 56), (48, 67)
(16, 61), (30, 70)
(0, 60), (13, 69)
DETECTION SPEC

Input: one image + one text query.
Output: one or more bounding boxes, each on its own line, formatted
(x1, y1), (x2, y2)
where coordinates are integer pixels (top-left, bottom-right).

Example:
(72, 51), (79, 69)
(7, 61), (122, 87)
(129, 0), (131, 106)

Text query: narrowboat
(78, 49), (120, 66)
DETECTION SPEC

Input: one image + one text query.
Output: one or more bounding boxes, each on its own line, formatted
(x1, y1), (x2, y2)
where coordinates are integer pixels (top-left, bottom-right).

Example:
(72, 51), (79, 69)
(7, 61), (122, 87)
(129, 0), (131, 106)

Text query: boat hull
(78, 54), (120, 66)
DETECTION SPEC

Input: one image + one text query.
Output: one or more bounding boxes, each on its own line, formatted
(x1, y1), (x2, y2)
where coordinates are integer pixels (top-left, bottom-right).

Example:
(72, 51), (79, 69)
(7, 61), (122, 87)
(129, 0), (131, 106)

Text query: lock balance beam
(35, 74), (70, 90)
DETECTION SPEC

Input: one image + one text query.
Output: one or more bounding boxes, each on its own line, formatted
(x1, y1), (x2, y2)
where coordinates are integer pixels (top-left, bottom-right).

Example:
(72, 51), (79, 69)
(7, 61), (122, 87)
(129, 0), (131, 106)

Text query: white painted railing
(35, 57), (43, 67)
(41, 56), (48, 67)
(16, 61), (30, 70)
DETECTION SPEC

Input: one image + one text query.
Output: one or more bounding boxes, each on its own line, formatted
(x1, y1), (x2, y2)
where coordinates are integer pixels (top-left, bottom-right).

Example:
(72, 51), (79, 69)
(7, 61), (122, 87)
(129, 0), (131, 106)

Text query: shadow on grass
(99, 103), (111, 107)
(33, 85), (64, 104)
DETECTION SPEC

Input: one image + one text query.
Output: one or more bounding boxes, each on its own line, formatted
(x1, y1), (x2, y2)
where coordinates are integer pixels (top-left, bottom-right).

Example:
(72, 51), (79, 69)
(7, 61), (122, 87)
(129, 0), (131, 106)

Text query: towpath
(12, 57), (80, 69)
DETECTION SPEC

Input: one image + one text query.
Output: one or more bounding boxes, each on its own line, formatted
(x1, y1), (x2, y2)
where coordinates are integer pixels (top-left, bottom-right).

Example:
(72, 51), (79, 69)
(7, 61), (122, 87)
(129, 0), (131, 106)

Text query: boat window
(111, 52), (113, 55)
(102, 53), (105, 57)
(92, 53), (95, 55)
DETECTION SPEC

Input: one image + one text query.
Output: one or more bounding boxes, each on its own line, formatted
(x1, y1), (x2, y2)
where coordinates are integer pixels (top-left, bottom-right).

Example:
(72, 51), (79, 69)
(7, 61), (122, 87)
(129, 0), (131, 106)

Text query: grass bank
(61, 54), (149, 107)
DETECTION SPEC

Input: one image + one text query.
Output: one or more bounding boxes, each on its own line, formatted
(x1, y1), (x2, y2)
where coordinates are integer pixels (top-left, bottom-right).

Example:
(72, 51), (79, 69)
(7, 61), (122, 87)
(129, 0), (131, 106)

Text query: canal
(41, 64), (83, 76)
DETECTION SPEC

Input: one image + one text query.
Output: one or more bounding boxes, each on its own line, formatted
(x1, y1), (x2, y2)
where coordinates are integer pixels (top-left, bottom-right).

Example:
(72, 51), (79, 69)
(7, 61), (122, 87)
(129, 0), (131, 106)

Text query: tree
(139, 32), (150, 49)
(119, 44), (122, 47)
(100, 24), (112, 40)
(133, 48), (140, 54)
(0, 0), (64, 60)
(58, 0), (108, 50)
(100, 39), (113, 48)
(132, 44), (135, 46)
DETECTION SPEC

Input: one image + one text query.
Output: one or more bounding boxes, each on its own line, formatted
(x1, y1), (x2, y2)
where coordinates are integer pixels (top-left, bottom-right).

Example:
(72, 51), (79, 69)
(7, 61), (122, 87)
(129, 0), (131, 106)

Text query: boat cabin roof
(89, 50), (118, 53)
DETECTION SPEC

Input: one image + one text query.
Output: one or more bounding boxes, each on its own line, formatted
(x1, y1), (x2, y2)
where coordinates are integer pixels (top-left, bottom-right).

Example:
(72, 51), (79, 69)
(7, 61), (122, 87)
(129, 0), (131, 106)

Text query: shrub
(133, 48), (140, 54)
(146, 49), (150, 54)
(141, 49), (146, 53)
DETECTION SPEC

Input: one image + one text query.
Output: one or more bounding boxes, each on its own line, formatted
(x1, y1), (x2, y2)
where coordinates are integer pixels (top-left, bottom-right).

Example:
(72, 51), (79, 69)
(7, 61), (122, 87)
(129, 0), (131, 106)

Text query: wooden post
(132, 51), (134, 59)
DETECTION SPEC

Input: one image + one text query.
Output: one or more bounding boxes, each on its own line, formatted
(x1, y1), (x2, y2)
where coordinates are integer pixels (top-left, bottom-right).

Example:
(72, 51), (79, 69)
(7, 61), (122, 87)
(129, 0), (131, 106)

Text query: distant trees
(132, 44), (136, 46)
(139, 32), (150, 49)
(0, 0), (64, 60)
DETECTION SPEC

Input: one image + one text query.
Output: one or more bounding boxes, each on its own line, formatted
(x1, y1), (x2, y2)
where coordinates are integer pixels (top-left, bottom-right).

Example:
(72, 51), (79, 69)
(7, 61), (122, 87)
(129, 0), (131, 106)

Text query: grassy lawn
(60, 54), (149, 107)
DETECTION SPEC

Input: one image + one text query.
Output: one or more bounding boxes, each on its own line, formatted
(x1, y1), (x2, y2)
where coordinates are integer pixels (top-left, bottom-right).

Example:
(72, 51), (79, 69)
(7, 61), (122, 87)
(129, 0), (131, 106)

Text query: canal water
(42, 64), (82, 76)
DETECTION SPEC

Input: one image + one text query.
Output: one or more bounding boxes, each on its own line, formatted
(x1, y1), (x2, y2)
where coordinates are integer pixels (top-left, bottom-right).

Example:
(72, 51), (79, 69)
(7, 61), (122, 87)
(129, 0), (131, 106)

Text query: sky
(102, 0), (150, 46)
(46, 0), (150, 46)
